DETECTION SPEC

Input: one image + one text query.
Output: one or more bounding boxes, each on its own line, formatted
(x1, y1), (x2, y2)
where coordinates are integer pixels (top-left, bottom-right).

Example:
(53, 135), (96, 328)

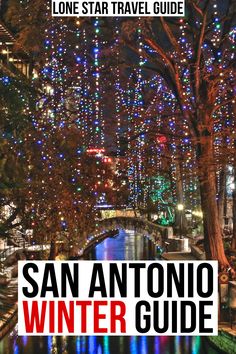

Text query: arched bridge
(96, 217), (173, 246)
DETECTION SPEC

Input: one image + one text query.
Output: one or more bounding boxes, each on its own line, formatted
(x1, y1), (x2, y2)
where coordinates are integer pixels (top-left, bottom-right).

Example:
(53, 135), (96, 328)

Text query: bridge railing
(97, 216), (173, 244)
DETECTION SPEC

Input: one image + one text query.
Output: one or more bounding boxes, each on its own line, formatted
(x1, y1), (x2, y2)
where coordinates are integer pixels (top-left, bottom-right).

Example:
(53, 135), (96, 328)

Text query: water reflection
(1, 335), (218, 354)
(84, 230), (155, 261)
(0, 229), (218, 354)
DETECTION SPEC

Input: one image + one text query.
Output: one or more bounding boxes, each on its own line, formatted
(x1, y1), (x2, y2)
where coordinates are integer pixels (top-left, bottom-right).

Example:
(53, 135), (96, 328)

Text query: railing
(0, 59), (29, 78)
(0, 232), (30, 274)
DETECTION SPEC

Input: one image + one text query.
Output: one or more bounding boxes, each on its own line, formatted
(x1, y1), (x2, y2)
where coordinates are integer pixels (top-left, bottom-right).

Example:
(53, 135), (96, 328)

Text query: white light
(192, 210), (203, 218)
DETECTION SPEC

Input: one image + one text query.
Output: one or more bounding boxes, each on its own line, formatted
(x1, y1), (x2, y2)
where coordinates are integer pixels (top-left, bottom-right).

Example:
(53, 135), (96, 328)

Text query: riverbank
(0, 275), (18, 340)
(0, 228), (119, 340)
(0, 305), (17, 340)
(77, 229), (119, 258)
(208, 326), (236, 354)
(1, 230), (236, 354)
(161, 252), (236, 354)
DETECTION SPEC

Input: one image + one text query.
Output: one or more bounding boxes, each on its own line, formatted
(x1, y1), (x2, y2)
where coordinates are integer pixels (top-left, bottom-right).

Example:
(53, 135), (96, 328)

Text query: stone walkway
(0, 277), (17, 336)
(219, 325), (236, 336)
(162, 251), (196, 260)
(0, 244), (50, 338)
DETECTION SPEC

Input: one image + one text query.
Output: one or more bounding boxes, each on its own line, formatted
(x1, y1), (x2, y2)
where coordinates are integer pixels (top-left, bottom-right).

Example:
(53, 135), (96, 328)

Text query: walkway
(162, 251), (196, 260)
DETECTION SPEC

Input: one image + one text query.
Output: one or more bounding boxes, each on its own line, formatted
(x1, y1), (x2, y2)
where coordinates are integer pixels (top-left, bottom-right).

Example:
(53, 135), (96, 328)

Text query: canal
(0, 229), (218, 354)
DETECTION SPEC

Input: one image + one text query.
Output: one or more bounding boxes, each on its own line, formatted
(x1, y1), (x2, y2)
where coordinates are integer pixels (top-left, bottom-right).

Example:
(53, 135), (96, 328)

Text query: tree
(0, 72), (35, 239)
(4, 0), (235, 267)
(121, 0), (235, 265)
(19, 126), (114, 259)
(4, 0), (49, 61)
(2, 8), (117, 256)
(232, 140), (236, 249)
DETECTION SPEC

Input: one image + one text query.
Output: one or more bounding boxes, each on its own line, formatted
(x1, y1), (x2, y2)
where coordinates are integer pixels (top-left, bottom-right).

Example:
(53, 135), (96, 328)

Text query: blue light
(141, 336), (148, 354)
(76, 337), (81, 353)
(154, 337), (160, 354)
(13, 342), (19, 354)
(81, 336), (86, 353)
(88, 337), (97, 353)
(22, 336), (28, 346)
(2, 76), (10, 85)
(130, 337), (138, 354)
(47, 336), (53, 353)
(103, 336), (110, 354)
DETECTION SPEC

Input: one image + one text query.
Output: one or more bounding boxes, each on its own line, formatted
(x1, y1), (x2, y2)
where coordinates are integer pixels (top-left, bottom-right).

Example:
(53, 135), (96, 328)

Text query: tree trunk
(232, 167), (236, 249)
(48, 239), (57, 260)
(175, 160), (187, 234)
(218, 166), (227, 231)
(197, 133), (229, 267)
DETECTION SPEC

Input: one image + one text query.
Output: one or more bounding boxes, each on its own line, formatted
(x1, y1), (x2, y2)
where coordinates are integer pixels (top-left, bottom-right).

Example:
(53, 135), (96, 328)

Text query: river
(0, 229), (218, 354)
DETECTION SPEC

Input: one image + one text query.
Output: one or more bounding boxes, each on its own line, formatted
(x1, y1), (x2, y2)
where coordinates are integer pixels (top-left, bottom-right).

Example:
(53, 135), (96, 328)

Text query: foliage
(0, 73), (35, 237)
